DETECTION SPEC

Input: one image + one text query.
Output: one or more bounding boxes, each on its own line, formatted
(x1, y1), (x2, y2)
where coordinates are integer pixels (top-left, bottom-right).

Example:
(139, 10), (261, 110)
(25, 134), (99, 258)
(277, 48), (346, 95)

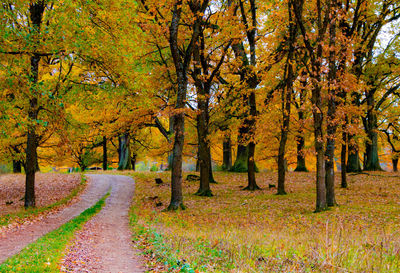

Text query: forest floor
(0, 173), (81, 217)
(0, 174), (108, 263)
(128, 171), (400, 273)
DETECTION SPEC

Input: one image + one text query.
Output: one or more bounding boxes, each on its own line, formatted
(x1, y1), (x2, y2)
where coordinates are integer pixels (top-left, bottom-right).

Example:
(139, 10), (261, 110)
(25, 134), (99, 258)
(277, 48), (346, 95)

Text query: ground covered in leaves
(0, 173), (82, 223)
(129, 171), (400, 273)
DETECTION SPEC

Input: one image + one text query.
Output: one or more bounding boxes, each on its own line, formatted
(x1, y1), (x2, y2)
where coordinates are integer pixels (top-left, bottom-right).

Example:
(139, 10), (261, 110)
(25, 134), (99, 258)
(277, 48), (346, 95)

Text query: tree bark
(166, 116), (174, 170)
(222, 135), (232, 171)
(291, 0), (328, 212)
(13, 160), (22, 173)
(325, 4), (337, 207)
(277, 2), (295, 195)
(364, 90), (382, 171)
(294, 73), (308, 172)
(231, 143), (248, 172)
(102, 136), (107, 171)
(208, 147), (216, 183)
(118, 134), (131, 170)
(167, 0), (209, 209)
(341, 130), (348, 188)
(195, 96), (212, 196)
(393, 158), (398, 172)
(131, 152), (136, 171)
(25, 1), (45, 208)
(313, 86), (327, 212)
(347, 137), (362, 172)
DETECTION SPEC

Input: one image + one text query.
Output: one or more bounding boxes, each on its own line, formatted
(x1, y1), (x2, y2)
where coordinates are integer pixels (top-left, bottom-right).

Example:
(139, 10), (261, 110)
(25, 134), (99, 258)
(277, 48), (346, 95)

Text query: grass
(0, 191), (109, 272)
(128, 171), (400, 272)
(0, 175), (87, 227)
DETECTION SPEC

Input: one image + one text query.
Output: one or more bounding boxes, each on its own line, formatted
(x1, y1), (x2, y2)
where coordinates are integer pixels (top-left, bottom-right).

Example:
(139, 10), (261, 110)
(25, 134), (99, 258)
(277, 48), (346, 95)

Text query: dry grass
(0, 173), (81, 216)
(129, 171), (400, 272)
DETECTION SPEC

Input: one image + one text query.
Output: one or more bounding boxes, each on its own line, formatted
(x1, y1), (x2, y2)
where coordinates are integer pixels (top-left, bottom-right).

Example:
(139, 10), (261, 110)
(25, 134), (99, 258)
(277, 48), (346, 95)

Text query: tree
(292, 0), (333, 211)
(190, 3), (231, 196)
(277, 1), (297, 195)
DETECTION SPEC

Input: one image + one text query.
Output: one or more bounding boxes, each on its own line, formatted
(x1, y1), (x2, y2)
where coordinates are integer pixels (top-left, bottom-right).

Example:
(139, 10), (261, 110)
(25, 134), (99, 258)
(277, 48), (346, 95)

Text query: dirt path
(61, 174), (145, 273)
(0, 174), (110, 263)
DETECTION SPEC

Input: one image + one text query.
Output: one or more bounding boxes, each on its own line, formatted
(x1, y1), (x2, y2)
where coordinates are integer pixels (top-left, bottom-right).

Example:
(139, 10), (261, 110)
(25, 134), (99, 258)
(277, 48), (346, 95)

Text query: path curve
(0, 174), (110, 263)
(62, 174), (145, 273)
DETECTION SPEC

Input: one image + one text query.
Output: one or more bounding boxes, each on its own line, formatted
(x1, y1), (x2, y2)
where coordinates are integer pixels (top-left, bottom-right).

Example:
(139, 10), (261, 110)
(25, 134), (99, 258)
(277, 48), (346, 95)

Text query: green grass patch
(0, 175), (87, 227)
(0, 191), (109, 272)
(130, 205), (212, 273)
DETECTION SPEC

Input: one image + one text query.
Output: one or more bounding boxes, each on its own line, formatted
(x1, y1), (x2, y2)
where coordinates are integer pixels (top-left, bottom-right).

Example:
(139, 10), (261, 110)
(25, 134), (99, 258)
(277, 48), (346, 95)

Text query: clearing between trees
(130, 171), (400, 272)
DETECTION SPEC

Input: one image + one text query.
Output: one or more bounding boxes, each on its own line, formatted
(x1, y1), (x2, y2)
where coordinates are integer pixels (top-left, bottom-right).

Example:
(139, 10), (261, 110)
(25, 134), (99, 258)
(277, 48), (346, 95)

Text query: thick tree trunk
(195, 105), (212, 196)
(166, 116), (174, 170)
(13, 160), (22, 173)
(25, 112), (38, 208)
(118, 134), (131, 170)
(102, 136), (107, 171)
(231, 143), (248, 172)
(195, 149), (200, 172)
(131, 153), (136, 171)
(364, 89), (382, 171)
(169, 110), (185, 210)
(393, 158), (398, 172)
(277, 139), (288, 194)
(25, 2), (45, 208)
(79, 162), (87, 172)
(294, 135), (308, 172)
(245, 91), (259, 191)
(347, 137), (362, 172)
(365, 122), (382, 171)
(222, 135), (232, 171)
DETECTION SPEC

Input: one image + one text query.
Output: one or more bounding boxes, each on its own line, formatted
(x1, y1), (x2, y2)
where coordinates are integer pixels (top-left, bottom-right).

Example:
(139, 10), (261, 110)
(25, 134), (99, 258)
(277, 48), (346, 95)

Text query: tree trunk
(169, 110), (185, 209)
(195, 149), (200, 172)
(231, 143), (248, 172)
(294, 73), (308, 172)
(245, 91), (259, 191)
(131, 153), (136, 171)
(341, 130), (348, 188)
(312, 52), (327, 212)
(208, 147), (216, 183)
(118, 134), (131, 170)
(325, 8), (337, 207)
(13, 160), (22, 173)
(393, 158), (398, 172)
(79, 162), (87, 172)
(364, 94), (382, 171)
(166, 116), (174, 170)
(313, 88), (327, 212)
(277, 4), (295, 195)
(347, 136), (362, 172)
(102, 136), (107, 171)
(294, 135), (308, 172)
(222, 135), (232, 171)
(25, 2), (45, 208)
(195, 101), (212, 196)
